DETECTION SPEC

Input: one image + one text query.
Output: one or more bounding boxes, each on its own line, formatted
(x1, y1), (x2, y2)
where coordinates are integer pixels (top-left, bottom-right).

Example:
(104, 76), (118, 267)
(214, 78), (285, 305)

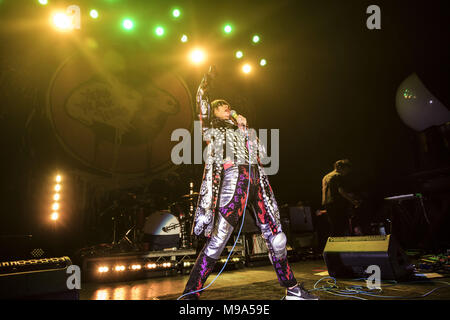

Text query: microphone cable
(177, 126), (252, 300)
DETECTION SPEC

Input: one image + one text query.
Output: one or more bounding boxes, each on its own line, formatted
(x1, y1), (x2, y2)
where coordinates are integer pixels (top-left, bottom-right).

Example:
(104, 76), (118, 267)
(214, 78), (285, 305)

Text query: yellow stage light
(52, 203), (59, 211)
(98, 266), (109, 273)
(242, 64), (252, 74)
(50, 212), (59, 221)
(52, 12), (73, 32)
(55, 184), (61, 192)
(115, 265), (125, 272)
(53, 193), (60, 201)
(189, 49), (206, 65)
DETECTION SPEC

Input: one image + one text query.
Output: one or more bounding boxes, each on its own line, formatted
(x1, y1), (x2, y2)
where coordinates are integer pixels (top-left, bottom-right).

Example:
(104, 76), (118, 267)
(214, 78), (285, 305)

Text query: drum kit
(100, 191), (199, 252)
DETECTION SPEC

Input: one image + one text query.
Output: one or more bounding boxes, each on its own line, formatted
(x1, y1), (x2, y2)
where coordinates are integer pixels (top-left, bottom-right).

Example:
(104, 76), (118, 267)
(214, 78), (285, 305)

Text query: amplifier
(323, 234), (413, 281)
(0, 256), (79, 299)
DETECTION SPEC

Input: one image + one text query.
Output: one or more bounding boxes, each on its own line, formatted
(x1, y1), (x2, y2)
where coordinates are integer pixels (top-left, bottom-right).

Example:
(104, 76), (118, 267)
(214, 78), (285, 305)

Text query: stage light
(50, 212), (59, 221)
(224, 24), (232, 34)
(260, 59), (267, 66)
(90, 10), (99, 19)
(52, 203), (59, 211)
(55, 184), (61, 192)
(131, 264), (141, 270)
(252, 35), (260, 43)
(146, 263), (157, 269)
(172, 9), (181, 18)
(115, 265), (125, 272)
(38, 0), (48, 5)
(181, 34), (188, 43)
(53, 193), (60, 201)
(242, 63), (252, 74)
(189, 49), (206, 65)
(122, 18), (134, 30)
(56, 175), (62, 182)
(155, 26), (165, 37)
(236, 50), (243, 59)
(98, 266), (109, 273)
(52, 12), (73, 32)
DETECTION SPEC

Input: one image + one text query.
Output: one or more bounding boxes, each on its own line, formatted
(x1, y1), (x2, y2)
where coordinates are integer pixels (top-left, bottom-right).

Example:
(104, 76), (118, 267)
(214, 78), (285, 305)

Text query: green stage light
(38, 0), (48, 5)
(155, 26), (165, 36)
(181, 34), (188, 43)
(235, 51), (243, 59)
(90, 10), (99, 19)
(122, 18), (134, 30)
(224, 24), (232, 34)
(172, 9), (181, 18)
(252, 35), (260, 43)
(260, 59), (267, 66)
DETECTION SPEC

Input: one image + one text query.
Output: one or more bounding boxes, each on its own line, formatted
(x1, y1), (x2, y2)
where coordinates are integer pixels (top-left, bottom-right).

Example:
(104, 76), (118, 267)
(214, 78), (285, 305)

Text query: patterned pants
(183, 165), (297, 299)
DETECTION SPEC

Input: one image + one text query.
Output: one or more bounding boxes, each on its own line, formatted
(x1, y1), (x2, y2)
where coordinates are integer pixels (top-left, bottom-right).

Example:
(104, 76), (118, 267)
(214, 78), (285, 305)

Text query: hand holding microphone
(230, 110), (247, 129)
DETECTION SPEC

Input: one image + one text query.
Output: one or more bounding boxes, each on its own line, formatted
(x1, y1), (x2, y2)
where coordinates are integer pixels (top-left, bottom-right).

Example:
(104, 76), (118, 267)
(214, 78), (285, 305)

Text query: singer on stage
(180, 67), (318, 300)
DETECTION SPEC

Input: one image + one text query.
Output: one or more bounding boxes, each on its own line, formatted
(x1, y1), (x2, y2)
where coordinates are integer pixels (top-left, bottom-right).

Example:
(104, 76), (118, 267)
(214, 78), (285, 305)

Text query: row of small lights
(97, 258), (243, 274)
(51, 174), (62, 221)
(39, 0), (267, 73)
(97, 262), (174, 273)
(220, 257), (241, 263)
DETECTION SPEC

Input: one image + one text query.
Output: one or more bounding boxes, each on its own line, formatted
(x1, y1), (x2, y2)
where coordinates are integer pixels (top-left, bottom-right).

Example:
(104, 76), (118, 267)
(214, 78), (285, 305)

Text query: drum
(143, 210), (180, 250)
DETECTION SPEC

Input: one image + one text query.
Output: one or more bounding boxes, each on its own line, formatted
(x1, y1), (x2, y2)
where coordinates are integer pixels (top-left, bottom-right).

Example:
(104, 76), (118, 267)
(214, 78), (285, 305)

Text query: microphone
(230, 110), (239, 121)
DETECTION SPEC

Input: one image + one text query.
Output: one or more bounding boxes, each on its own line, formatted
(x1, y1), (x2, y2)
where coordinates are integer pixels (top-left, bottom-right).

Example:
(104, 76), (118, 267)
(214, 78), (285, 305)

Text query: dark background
(0, 0), (449, 255)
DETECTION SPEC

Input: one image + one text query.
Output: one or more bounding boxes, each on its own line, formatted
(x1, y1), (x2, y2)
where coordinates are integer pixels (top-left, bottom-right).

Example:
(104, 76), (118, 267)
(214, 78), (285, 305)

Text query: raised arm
(196, 74), (211, 136)
(196, 66), (217, 137)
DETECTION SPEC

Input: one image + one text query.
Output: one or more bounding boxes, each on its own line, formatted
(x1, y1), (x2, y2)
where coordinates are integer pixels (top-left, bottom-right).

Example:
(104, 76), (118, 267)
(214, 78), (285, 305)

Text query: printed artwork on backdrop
(47, 50), (193, 176)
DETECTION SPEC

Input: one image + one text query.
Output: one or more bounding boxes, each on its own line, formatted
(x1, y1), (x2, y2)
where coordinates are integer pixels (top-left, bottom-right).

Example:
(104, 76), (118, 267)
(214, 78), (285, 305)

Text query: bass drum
(143, 210), (180, 250)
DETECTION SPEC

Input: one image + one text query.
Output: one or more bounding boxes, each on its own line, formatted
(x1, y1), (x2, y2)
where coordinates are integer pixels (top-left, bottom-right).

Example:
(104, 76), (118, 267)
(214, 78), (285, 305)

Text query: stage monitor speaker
(0, 256), (79, 299)
(323, 234), (413, 281)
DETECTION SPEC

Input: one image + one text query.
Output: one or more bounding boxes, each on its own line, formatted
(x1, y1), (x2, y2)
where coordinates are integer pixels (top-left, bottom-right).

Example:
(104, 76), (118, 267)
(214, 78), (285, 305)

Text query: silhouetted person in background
(321, 159), (360, 236)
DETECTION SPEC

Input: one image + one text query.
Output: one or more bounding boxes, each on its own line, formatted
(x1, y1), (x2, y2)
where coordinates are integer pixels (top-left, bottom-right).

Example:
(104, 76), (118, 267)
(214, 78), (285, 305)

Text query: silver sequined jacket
(192, 74), (281, 237)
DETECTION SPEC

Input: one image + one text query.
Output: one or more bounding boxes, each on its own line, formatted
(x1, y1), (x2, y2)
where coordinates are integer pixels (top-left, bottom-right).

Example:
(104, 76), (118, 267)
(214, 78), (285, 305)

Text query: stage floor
(79, 259), (450, 300)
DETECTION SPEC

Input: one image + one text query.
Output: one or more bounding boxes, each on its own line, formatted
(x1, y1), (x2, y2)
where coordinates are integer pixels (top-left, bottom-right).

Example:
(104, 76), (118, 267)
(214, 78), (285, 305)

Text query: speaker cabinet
(323, 235), (413, 281)
(0, 256), (79, 299)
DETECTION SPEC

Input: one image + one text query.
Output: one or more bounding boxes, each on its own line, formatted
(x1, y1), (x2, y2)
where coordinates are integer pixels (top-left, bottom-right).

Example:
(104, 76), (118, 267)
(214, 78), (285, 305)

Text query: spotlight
(50, 212), (59, 221)
(155, 26), (165, 37)
(252, 35), (260, 43)
(242, 63), (252, 74)
(51, 12), (73, 32)
(38, 0), (48, 5)
(52, 203), (59, 211)
(172, 9), (181, 18)
(223, 24), (232, 34)
(90, 10), (99, 19)
(235, 51), (243, 59)
(260, 59), (267, 66)
(122, 18), (134, 30)
(55, 184), (61, 192)
(181, 34), (188, 43)
(53, 193), (60, 201)
(189, 49), (206, 65)
(56, 175), (62, 182)
(131, 264), (142, 270)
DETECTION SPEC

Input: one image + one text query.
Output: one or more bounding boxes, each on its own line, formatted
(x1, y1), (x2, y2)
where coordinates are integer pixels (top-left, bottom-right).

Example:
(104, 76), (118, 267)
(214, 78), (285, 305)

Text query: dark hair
(334, 159), (352, 171)
(211, 99), (230, 110)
